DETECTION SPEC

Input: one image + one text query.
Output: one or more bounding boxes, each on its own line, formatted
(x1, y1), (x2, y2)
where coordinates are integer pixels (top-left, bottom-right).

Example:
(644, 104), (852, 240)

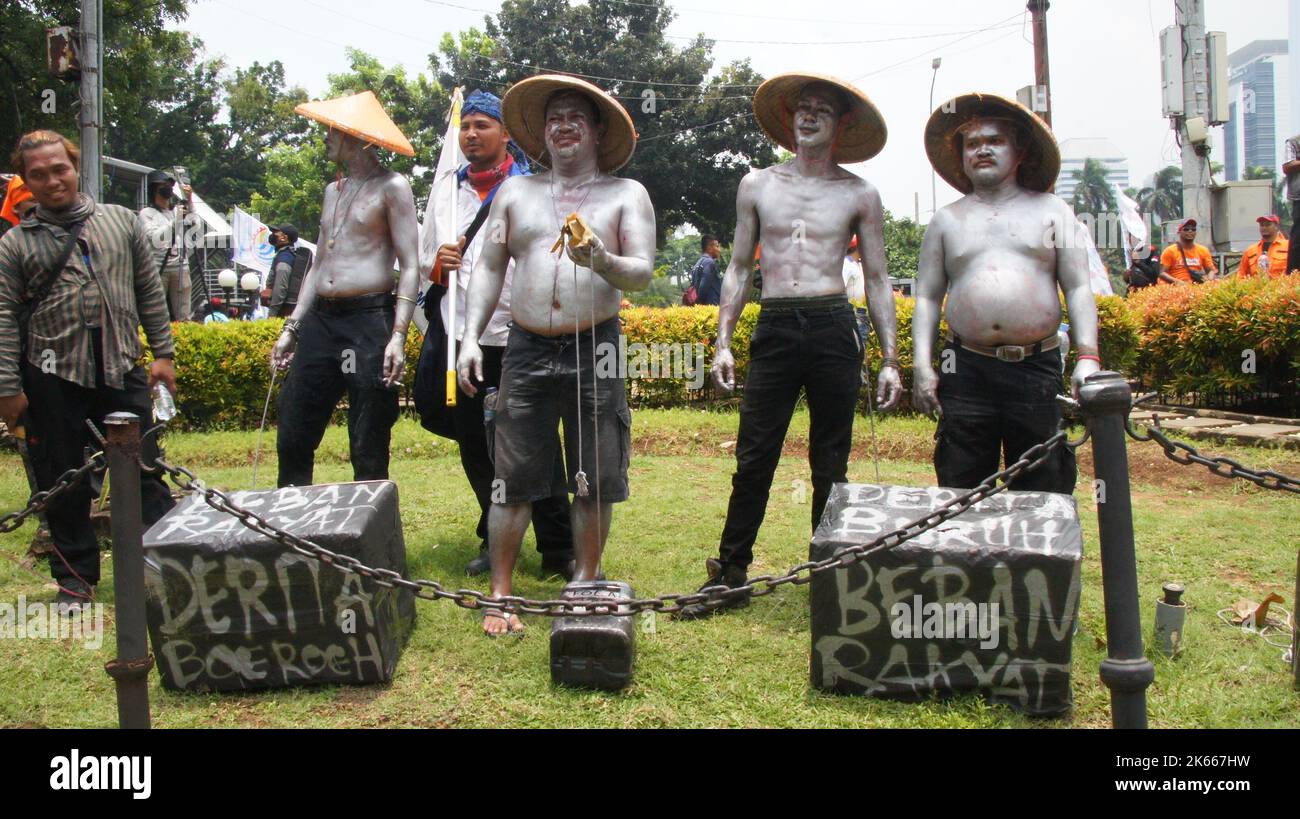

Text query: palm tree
(1136, 165), (1182, 223)
(1069, 158), (1117, 217)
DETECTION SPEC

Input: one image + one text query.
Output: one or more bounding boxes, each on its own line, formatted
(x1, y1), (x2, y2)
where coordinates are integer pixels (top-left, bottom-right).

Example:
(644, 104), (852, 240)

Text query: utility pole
(1291, 0), (1300, 141)
(1176, 0), (1212, 235)
(79, 0), (103, 202)
(1027, 0), (1052, 128)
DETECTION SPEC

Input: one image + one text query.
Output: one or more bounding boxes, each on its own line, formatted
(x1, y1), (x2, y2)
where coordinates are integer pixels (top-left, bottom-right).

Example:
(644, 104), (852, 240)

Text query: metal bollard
(102, 412), (152, 729)
(1077, 371), (1155, 729)
(1154, 583), (1186, 658)
(1293, 551), (1299, 691)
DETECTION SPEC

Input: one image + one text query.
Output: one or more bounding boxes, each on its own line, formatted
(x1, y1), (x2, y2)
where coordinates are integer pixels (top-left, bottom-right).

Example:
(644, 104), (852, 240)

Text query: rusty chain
(146, 429), (1068, 617)
(0, 452), (104, 534)
(1126, 420), (1300, 494)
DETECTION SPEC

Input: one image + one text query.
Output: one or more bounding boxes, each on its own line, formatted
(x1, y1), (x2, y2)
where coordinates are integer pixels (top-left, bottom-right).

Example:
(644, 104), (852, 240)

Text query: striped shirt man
(0, 202), (174, 397)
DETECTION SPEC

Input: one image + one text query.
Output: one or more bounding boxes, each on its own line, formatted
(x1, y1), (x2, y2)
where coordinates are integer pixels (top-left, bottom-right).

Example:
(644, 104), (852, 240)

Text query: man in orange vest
(1159, 218), (1217, 284)
(1236, 215), (1291, 278)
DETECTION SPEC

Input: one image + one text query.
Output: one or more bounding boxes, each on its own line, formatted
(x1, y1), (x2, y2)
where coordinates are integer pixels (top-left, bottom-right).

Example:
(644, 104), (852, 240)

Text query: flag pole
(445, 87), (463, 407)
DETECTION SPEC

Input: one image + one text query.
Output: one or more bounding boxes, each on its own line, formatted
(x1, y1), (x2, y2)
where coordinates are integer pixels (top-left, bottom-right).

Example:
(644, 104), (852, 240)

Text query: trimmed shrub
(1126, 276), (1300, 407)
(149, 287), (1271, 429)
(143, 319), (423, 430)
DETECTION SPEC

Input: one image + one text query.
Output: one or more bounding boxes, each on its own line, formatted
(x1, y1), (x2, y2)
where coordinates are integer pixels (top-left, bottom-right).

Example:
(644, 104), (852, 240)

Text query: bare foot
(483, 609), (524, 637)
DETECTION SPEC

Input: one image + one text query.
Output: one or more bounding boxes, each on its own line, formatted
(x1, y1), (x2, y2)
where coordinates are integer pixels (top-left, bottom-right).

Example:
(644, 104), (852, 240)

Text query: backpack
(286, 246), (313, 302)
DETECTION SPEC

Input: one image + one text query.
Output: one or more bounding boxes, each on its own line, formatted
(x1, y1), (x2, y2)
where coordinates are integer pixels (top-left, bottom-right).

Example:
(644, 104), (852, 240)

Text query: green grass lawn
(1, 410), (1297, 728)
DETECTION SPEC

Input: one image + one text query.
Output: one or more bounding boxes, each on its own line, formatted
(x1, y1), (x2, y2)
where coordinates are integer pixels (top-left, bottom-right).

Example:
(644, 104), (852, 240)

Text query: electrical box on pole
(1159, 26), (1184, 117)
(1205, 31), (1229, 126)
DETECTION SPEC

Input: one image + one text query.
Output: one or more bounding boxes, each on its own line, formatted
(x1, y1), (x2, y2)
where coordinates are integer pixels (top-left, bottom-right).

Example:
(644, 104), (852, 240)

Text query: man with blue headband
(419, 89), (575, 580)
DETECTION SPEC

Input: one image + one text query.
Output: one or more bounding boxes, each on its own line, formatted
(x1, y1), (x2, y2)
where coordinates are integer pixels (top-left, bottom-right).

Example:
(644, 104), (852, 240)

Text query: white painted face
(959, 119), (1023, 189)
(544, 93), (599, 164)
(792, 86), (843, 153)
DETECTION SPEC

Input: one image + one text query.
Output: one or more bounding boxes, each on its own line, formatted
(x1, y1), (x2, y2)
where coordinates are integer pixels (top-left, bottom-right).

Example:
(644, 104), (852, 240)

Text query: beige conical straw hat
(295, 90), (415, 157)
(924, 92), (1059, 194)
(752, 72), (887, 163)
(503, 74), (637, 173)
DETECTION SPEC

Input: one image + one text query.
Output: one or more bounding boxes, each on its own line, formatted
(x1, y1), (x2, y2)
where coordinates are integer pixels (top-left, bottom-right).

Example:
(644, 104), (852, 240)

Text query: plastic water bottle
(152, 383), (177, 422)
(483, 387), (498, 423)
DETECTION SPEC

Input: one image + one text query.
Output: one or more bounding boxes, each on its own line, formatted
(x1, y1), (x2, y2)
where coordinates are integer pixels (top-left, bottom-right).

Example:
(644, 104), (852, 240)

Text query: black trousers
(1288, 201), (1300, 278)
(454, 343), (572, 556)
(22, 345), (175, 587)
(277, 302), (400, 487)
(717, 302), (862, 571)
(934, 343), (1076, 494)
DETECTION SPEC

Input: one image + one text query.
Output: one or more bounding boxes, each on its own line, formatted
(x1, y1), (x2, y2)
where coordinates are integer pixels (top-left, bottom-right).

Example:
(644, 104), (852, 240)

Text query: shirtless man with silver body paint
(457, 77), (655, 635)
(271, 124), (422, 488)
(913, 95), (1099, 493)
(679, 75), (901, 619)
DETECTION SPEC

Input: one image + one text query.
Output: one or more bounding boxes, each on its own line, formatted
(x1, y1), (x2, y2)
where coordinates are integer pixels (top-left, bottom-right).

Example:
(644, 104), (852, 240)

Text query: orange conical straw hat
(295, 90), (415, 157)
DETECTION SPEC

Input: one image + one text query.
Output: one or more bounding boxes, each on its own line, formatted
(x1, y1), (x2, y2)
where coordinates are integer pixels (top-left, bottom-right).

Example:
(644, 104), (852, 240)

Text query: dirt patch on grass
(632, 428), (932, 462)
(633, 426), (1300, 498)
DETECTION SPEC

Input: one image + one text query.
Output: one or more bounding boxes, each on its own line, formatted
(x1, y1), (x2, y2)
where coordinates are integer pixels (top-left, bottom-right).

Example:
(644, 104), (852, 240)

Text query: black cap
(146, 169), (175, 189)
(270, 223), (299, 244)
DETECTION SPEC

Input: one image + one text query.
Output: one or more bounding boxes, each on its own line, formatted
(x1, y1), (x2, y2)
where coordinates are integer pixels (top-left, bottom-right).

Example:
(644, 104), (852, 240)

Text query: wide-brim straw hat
(752, 72), (887, 164)
(924, 92), (1059, 194)
(502, 74), (637, 173)
(295, 90), (415, 157)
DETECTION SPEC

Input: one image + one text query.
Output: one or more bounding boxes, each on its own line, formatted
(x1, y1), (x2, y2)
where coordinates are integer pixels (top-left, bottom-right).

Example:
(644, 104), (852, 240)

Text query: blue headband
(460, 88), (530, 173)
(463, 89), (502, 122)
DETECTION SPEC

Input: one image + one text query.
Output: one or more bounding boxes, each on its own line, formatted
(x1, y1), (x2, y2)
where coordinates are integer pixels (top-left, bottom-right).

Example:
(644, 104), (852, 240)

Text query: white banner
(415, 87), (466, 335)
(1076, 215), (1115, 296)
(231, 207), (276, 275)
(231, 206), (318, 284)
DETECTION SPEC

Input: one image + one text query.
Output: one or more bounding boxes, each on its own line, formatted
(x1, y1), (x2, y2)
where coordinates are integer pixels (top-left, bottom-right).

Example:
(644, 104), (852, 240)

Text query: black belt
(759, 294), (849, 313)
(313, 292), (395, 315)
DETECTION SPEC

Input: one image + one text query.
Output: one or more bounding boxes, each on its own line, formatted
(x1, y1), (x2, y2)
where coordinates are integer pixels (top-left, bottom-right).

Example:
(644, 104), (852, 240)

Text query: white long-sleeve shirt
(424, 175), (515, 347)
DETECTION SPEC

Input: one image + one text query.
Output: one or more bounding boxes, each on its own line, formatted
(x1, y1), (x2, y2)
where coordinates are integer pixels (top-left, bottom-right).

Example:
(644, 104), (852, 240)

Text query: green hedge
(1126, 276), (1300, 402)
(144, 320), (422, 430)
(147, 281), (1295, 429)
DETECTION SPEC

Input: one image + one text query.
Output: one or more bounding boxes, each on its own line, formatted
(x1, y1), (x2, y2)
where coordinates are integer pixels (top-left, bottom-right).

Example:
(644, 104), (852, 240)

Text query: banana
(551, 212), (595, 255)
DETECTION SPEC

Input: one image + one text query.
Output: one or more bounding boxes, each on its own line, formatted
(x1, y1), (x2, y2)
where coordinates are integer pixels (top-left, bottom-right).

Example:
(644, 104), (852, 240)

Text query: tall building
(1055, 138), (1130, 205)
(1223, 39), (1290, 181)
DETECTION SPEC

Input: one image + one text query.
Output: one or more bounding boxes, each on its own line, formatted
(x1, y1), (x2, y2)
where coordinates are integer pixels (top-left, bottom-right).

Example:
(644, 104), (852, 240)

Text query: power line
(852, 9), (1025, 81)
(210, 0), (352, 49)
(638, 112), (756, 143)
(867, 27), (1023, 83)
(660, 22), (1022, 47)
(596, 0), (1034, 29)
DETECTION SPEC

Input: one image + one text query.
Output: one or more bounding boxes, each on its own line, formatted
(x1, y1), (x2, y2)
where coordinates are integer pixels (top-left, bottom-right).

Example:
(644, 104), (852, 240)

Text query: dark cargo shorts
(488, 317), (631, 504)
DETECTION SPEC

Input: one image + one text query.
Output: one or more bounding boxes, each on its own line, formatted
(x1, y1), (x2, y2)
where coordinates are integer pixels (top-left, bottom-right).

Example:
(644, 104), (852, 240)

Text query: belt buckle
(995, 345), (1025, 363)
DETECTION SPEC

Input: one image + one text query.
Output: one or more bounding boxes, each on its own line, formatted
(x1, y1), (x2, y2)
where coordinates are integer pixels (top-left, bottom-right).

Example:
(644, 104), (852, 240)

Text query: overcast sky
(173, 0), (1289, 219)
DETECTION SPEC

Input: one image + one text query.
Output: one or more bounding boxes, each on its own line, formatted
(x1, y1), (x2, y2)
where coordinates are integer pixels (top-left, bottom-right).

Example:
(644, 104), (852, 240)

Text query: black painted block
(142, 481), (415, 692)
(809, 484), (1083, 717)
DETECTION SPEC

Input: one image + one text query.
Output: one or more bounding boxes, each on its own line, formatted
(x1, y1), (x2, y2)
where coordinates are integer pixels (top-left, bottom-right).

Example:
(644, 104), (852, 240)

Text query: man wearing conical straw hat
(270, 90), (422, 488)
(913, 93), (1099, 494)
(456, 75), (655, 635)
(678, 73), (902, 620)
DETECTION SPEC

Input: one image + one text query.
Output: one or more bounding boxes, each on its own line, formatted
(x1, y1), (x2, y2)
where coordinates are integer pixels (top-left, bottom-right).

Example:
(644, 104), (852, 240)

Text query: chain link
(148, 429), (1069, 617)
(1127, 421), (1300, 494)
(0, 453), (104, 534)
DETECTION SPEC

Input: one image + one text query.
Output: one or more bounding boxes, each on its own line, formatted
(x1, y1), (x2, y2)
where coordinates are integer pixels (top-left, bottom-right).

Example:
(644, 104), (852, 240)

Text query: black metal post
(103, 412), (152, 729)
(1077, 371), (1155, 728)
(1293, 550), (1299, 691)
